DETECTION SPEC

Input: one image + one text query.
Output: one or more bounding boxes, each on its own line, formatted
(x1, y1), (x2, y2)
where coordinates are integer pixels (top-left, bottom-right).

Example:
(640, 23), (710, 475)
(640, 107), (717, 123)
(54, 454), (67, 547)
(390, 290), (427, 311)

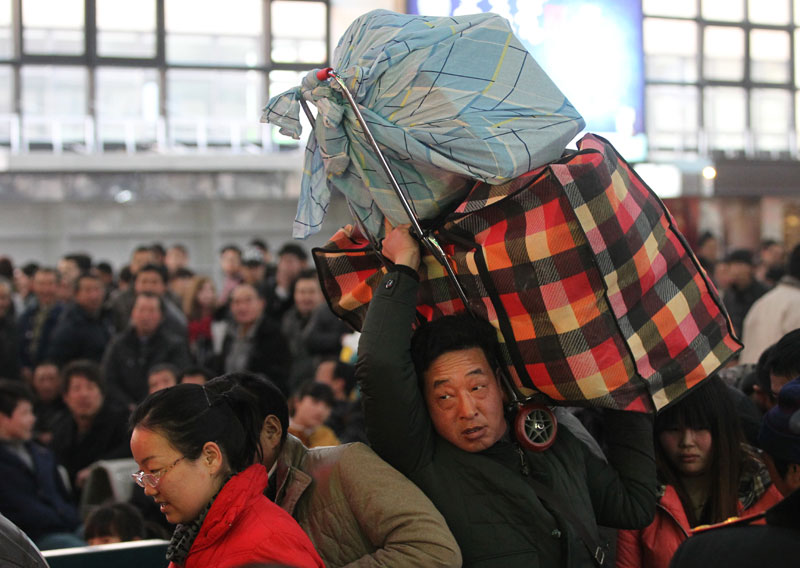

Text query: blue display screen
(407, 0), (646, 159)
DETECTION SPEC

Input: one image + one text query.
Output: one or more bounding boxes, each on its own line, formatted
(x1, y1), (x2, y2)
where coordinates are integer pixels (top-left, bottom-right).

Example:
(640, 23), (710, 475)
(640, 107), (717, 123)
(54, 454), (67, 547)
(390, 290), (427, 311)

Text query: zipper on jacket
(515, 444), (530, 476)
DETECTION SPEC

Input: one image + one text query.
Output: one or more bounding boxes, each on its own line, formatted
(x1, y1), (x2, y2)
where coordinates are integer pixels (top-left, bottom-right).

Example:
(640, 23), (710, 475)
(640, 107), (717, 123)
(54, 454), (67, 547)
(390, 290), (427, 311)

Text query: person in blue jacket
(0, 379), (83, 549)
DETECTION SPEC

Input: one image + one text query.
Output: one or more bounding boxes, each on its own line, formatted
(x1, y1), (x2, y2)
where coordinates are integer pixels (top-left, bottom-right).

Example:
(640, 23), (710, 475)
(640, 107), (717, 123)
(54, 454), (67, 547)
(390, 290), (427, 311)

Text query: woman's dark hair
(84, 503), (146, 542)
(129, 383), (263, 474)
(206, 372), (289, 445)
(654, 375), (744, 526)
(411, 314), (501, 387)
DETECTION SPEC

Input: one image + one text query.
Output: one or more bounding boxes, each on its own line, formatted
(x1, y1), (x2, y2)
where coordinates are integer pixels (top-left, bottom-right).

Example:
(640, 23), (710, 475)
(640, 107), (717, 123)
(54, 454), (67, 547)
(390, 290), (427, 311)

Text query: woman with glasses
(129, 383), (324, 568)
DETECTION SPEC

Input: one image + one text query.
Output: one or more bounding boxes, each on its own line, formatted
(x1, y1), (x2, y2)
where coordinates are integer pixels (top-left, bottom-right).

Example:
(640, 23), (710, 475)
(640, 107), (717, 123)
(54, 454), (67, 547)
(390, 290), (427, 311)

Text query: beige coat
(740, 276), (800, 364)
(273, 435), (462, 568)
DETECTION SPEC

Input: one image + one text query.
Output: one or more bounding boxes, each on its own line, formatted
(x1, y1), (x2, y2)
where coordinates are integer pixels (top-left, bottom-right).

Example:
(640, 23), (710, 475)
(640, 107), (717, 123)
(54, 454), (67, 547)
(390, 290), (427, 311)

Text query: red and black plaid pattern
(313, 134), (741, 411)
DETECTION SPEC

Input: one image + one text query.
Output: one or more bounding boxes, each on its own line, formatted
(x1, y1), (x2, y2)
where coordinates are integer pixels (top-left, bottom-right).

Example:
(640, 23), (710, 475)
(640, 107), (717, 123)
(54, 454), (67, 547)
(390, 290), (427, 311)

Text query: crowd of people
(0, 230), (798, 567)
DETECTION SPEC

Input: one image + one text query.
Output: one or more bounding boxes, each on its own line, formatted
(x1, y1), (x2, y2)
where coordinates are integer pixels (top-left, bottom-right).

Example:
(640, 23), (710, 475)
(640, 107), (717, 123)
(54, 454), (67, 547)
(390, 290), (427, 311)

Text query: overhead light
(114, 189), (133, 203)
(701, 166), (717, 180)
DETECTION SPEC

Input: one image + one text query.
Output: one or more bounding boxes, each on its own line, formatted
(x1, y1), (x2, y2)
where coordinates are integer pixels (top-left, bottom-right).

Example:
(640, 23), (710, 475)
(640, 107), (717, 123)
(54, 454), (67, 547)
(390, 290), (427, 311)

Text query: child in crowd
(616, 375), (782, 568)
(84, 502), (146, 546)
(288, 381), (340, 448)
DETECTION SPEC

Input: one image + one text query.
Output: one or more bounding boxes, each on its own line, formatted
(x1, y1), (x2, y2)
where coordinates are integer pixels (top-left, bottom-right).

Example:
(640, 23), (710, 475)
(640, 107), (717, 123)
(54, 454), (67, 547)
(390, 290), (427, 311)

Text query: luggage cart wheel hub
(514, 403), (557, 452)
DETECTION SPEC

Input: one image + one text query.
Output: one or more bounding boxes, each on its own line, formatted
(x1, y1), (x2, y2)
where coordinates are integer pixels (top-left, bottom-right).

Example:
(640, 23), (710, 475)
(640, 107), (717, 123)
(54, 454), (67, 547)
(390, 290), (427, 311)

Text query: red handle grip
(316, 67), (333, 81)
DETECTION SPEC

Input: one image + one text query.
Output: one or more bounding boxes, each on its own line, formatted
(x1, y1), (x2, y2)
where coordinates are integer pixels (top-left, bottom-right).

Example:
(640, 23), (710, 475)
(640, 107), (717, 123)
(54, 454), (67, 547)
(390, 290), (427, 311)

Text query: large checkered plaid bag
(313, 134), (742, 412)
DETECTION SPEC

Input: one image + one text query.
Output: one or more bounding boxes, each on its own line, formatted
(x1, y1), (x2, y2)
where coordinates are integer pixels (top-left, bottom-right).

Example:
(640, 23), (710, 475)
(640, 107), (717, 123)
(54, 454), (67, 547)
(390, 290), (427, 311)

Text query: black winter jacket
(356, 269), (657, 568)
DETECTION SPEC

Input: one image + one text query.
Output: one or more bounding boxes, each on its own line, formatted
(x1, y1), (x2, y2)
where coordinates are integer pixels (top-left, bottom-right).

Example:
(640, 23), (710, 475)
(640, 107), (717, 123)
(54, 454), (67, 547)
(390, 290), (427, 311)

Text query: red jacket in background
(170, 464), (324, 568)
(616, 482), (782, 568)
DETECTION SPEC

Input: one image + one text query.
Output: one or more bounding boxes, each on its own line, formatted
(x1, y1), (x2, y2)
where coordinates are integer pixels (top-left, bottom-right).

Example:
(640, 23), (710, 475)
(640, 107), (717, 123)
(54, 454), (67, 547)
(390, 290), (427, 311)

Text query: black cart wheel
(514, 403), (557, 452)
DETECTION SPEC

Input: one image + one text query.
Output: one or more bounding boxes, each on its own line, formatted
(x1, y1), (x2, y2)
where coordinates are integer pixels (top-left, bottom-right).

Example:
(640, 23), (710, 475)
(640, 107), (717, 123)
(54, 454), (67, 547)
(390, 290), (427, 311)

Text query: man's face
(293, 277), (322, 316)
(131, 296), (162, 336)
(32, 363), (62, 402)
(134, 270), (165, 296)
(728, 261), (753, 288)
(0, 400), (35, 441)
(63, 375), (103, 421)
(220, 250), (242, 277)
(32, 271), (58, 305)
(130, 250), (154, 275)
(75, 277), (105, 314)
(423, 347), (508, 453)
(292, 396), (332, 429)
(771, 372), (794, 401)
(763, 244), (785, 267)
(148, 370), (177, 394)
(230, 286), (264, 326)
(57, 258), (81, 285)
(277, 253), (305, 281)
(165, 247), (188, 273)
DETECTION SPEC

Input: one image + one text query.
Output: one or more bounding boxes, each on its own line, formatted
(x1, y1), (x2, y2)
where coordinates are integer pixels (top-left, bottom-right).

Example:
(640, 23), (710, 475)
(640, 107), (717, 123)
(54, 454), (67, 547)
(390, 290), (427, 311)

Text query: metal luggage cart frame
(303, 67), (557, 451)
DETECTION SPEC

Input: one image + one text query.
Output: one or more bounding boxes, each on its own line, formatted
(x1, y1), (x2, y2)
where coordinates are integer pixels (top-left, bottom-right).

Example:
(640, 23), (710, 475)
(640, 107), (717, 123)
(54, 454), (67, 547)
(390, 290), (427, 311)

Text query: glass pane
(646, 85), (699, 151)
(796, 0), (800, 25)
(166, 0), (262, 65)
(167, 69), (263, 145)
(796, 30), (800, 87)
(97, 0), (156, 58)
(704, 26), (744, 81)
(749, 0), (790, 24)
(22, 0), (84, 55)
(702, 0), (744, 22)
(21, 66), (87, 142)
(643, 18), (698, 81)
(750, 30), (790, 83)
(271, 1), (327, 64)
(643, 0), (696, 17)
(0, 64), (11, 111)
(704, 87), (746, 150)
(751, 89), (791, 151)
(0, 0), (11, 59)
(0, 65), (11, 143)
(96, 67), (159, 147)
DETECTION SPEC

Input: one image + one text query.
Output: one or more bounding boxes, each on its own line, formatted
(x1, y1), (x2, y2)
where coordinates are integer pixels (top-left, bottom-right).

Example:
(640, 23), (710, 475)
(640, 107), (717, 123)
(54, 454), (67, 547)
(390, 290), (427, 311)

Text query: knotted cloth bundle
(262, 9), (585, 239)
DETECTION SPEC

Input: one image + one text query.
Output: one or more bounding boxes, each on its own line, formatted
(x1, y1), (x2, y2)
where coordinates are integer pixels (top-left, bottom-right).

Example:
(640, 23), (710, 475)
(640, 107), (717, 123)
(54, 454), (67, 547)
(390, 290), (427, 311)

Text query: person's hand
(382, 224), (421, 270)
(75, 467), (92, 488)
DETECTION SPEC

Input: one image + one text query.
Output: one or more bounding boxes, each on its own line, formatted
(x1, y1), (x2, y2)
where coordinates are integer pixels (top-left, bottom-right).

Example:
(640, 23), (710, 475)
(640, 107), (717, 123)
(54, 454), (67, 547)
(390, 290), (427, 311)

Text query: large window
(645, 0), (799, 159)
(2, 0), (329, 153)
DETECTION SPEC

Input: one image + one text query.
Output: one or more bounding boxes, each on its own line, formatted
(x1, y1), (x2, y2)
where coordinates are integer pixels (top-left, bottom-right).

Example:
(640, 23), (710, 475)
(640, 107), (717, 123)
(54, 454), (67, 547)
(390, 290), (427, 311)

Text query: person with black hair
(84, 502), (146, 546)
(18, 268), (63, 379)
(0, 379), (83, 549)
(261, 242), (309, 319)
(47, 273), (113, 365)
(102, 292), (191, 407)
(218, 244), (244, 306)
(206, 372), (462, 568)
(669, 376), (800, 568)
(0, 277), (21, 381)
(356, 225), (657, 567)
(740, 243), (800, 365)
(616, 375), (781, 568)
(765, 329), (800, 402)
(721, 249), (769, 338)
(211, 283), (291, 395)
(108, 263), (187, 336)
(50, 360), (131, 495)
(178, 365), (213, 386)
(288, 381), (339, 448)
(129, 383), (323, 568)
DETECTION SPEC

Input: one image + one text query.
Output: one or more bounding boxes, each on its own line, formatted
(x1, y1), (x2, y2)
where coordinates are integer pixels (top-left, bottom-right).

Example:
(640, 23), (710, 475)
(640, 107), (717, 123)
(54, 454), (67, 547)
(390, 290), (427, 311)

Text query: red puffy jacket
(616, 482), (782, 568)
(169, 464), (324, 568)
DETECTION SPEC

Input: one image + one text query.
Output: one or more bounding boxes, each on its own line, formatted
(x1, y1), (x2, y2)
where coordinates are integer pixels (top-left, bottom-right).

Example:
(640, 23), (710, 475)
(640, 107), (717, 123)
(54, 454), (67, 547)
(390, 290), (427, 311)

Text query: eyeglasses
(131, 457), (185, 489)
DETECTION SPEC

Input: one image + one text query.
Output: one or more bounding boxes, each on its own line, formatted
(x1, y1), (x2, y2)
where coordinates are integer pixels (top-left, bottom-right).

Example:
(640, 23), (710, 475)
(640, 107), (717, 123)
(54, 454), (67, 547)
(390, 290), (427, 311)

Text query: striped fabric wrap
(313, 134), (742, 412)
